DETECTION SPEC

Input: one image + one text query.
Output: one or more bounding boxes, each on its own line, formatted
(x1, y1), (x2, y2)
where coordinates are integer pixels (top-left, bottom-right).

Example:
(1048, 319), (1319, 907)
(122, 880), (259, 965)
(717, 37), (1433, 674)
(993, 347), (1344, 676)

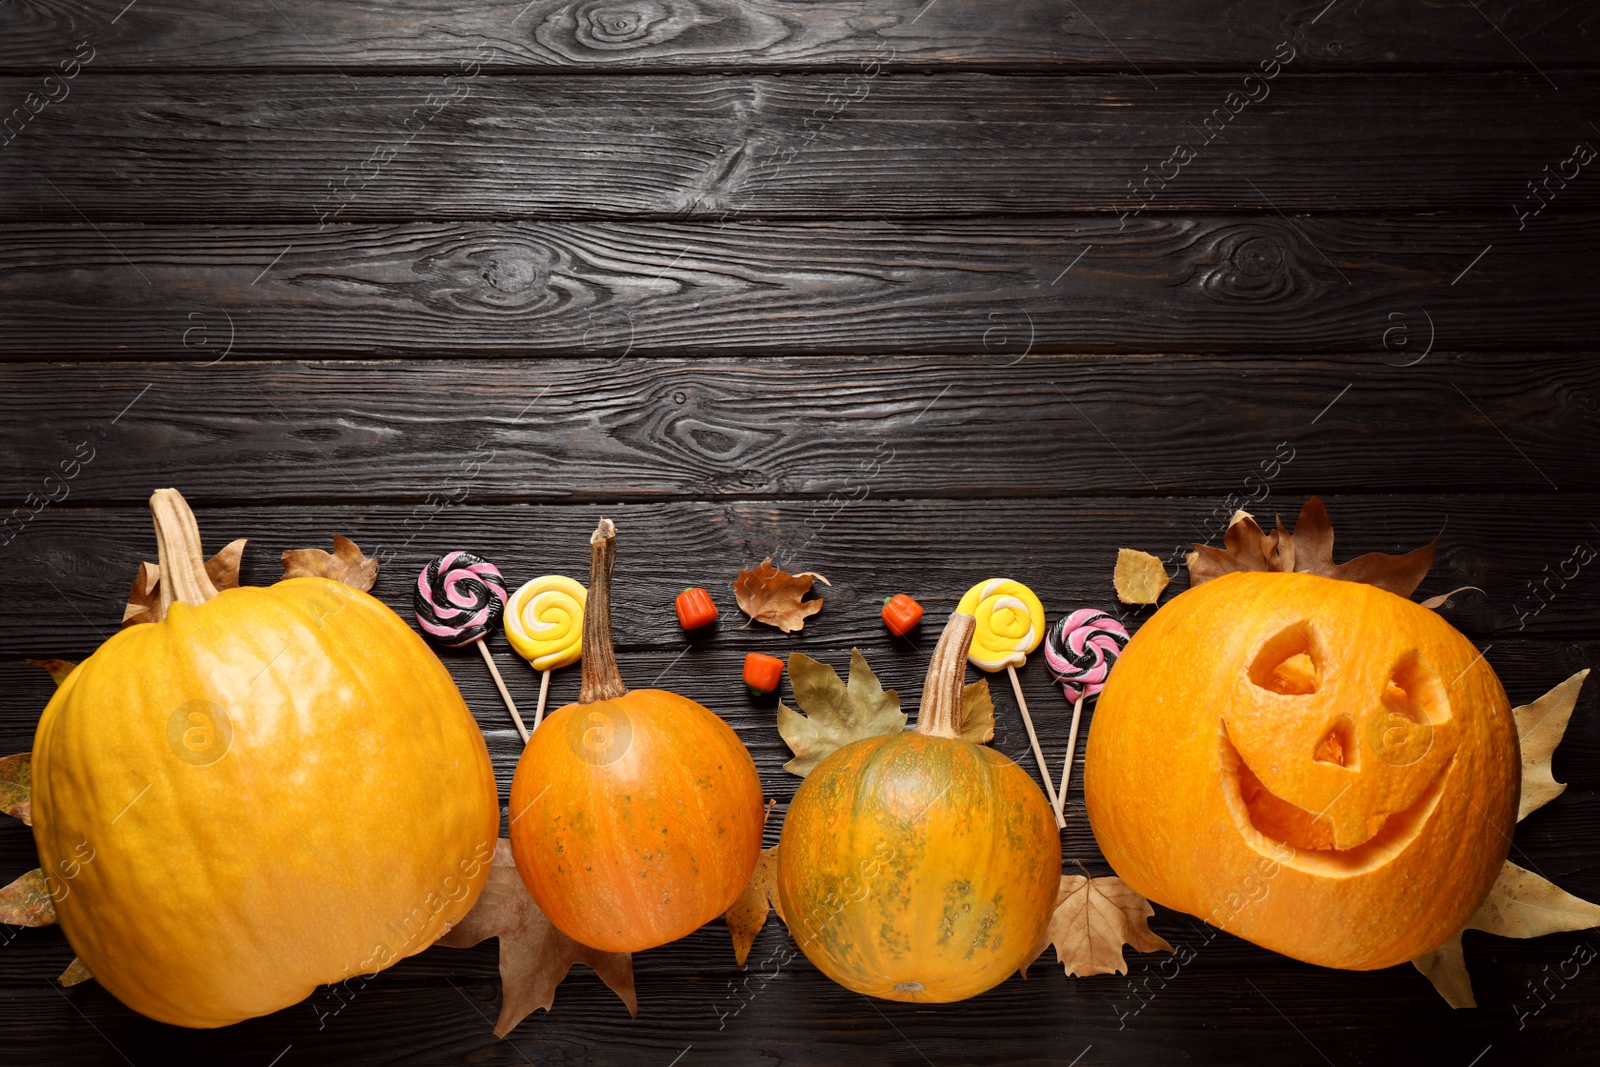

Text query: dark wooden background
(2, 1), (1598, 1063)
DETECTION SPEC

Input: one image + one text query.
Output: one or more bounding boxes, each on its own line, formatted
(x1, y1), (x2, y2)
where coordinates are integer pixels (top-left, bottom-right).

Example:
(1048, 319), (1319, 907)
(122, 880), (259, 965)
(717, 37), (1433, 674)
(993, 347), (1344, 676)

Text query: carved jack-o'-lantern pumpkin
(1085, 569), (1518, 970)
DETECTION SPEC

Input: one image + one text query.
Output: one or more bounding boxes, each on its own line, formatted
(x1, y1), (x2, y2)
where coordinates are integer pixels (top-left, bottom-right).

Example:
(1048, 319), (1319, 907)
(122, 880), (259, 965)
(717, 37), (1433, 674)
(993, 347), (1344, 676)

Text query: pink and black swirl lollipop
(415, 552), (527, 738)
(416, 551), (508, 647)
(1044, 609), (1129, 703)
(1045, 608), (1130, 822)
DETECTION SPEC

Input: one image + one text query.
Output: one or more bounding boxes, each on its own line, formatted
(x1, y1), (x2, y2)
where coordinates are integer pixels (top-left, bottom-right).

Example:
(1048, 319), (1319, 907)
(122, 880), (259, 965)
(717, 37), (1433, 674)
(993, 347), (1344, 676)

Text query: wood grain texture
(3, 217), (1597, 357)
(2, 497), (1595, 660)
(2, 357), (1593, 504)
(3, 73), (1596, 220)
(4, 0), (1598, 72)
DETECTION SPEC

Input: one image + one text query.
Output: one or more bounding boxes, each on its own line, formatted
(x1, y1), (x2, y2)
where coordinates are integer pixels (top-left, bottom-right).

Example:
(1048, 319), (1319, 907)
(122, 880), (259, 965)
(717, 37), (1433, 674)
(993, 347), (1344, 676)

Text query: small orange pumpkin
(777, 611), (1061, 1002)
(508, 520), (764, 953)
(1085, 570), (1518, 970)
(31, 490), (500, 1027)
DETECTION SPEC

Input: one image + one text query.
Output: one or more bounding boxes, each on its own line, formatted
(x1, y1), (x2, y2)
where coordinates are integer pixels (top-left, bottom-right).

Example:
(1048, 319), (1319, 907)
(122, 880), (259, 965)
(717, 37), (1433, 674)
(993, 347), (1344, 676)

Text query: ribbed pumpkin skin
(509, 689), (764, 953)
(1085, 571), (1518, 970)
(31, 577), (500, 1028)
(777, 732), (1060, 1002)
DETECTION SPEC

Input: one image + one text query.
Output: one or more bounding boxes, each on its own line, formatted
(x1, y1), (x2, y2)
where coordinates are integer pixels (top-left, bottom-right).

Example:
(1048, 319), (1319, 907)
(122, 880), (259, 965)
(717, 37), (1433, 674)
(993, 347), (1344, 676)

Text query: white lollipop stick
(1055, 694), (1084, 822)
(1007, 664), (1064, 829)
(534, 668), (552, 733)
(477, 640), (529, 743)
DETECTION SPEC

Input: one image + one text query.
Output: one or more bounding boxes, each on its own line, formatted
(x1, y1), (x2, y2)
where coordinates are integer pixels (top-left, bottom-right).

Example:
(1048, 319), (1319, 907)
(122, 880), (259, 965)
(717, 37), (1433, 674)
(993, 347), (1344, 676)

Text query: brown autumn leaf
(733, 558), (830, 633)
(1513, 669), (1589, 821)
(282, 535), (379, 592)
(25, 658), (78, 687)
(0, 869), (56, 927)
(777, 650), (905, 777)
(437, 839), (635, 1036)
(1187, 497), (1436, 599)
(0, 754), (32, 826)
(1022, 872), (1173, 979)
(122, 538), (248, 627)
(58, 957), (92, 987)
(1114, 548), (1170, 605)
(725, 846), (787, 968)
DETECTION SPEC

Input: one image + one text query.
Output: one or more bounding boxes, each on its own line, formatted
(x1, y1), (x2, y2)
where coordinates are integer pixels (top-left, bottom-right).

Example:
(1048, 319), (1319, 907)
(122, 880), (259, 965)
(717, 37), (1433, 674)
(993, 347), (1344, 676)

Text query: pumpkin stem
(150, 488), (219, 619)
(915, 611), (975, 739)
(579, 518), (629, 704)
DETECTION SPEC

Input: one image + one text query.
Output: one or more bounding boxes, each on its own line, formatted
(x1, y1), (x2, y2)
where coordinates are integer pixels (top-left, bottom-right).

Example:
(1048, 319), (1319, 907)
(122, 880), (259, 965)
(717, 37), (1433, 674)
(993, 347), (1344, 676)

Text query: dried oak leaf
(1022, 872), (1173, 978)
(0, 754), (32, 826)
(0, 869), (56, 927)
(733, 558), (829, 633)
(725, 845), (786, 968)
(122, 538), (248, 627)
(1411, 670), (1600, 1008)
(437, 839), (635, 1036)
(281, 535), (378, 592)
(777, 650), (905, 777)
(58, 958), (92, 987)
(1114, 548), (1170, 605)
(1187, 497), (1435, 599)
(1514, 669), (1588, 821)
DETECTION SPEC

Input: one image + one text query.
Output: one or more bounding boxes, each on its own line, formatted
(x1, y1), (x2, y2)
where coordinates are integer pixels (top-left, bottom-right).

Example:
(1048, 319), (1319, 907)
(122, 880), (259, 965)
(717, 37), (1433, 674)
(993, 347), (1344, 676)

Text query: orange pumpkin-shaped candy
(30, 490), (500, 1027)
(1086, 570), (1518, 970)
(778, 612), (1061, 1002)
(508, 520), (764, 953)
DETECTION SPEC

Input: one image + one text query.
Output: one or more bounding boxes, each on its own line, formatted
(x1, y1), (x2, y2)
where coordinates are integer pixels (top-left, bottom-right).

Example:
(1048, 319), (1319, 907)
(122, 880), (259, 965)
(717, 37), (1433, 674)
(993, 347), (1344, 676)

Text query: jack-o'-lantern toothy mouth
(1219, 725), (1452, 874)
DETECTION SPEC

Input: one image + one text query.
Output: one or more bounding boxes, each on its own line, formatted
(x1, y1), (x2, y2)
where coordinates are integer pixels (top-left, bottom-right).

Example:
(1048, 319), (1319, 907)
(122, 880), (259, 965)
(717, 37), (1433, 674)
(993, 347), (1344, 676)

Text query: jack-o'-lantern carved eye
(1248, 623), (1320, 696)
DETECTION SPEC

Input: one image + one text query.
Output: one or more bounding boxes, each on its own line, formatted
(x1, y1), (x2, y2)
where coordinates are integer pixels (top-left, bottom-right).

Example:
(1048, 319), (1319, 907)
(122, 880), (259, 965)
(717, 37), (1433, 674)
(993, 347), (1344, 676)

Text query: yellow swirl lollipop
(956, 578), (1061, 826)
(505, 575), (586, 738)
(957, 579), (1046, 670)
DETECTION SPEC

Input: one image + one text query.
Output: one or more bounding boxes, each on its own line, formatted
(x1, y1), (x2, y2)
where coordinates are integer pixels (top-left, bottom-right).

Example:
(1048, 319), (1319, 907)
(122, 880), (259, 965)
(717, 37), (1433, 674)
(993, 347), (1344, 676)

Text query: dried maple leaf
(960, 678), (995, 744)
(1114, 548), (1170, 604)
(777, 650), (905, 777)
(1466, 861), (1600, 939)
(1187, 497), (1436, 599)
(1513, 669), (1588, 821)
(122, 538), (248, 626)
(725, 846), (786, 967)
(1411, 670), (1600, 1008)
(437, 839), (635, 1036)
(282, 535), (378, 592)
(1411, 934), (1473, 1008)
(58, 958), (92, 987)
(733, 558), (829, 633)
(0, 869), (56, 927)
(1022, 871), (1173, 978)
(0, 754), (32, 826)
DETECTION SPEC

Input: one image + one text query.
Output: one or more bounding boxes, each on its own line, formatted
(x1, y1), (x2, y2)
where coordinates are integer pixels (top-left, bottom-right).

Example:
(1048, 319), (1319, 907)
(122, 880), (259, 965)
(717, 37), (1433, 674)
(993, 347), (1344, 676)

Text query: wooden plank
(2, 498), (1595, 664)
(2, 217), (1596, 357)
(1, 357), (1592, 504)
(3, 73), (1596, 220)
(3, 0), (1596, 73)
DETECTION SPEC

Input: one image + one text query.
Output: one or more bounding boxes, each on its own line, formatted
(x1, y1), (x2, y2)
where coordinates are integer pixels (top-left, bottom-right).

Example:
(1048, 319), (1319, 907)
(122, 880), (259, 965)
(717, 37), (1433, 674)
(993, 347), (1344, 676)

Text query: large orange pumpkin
(30, 490), (500, 1027)
(1085, 570), (1518, 970)
(508, 520), (764, 953)
(777, 612), (1061, 1002)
